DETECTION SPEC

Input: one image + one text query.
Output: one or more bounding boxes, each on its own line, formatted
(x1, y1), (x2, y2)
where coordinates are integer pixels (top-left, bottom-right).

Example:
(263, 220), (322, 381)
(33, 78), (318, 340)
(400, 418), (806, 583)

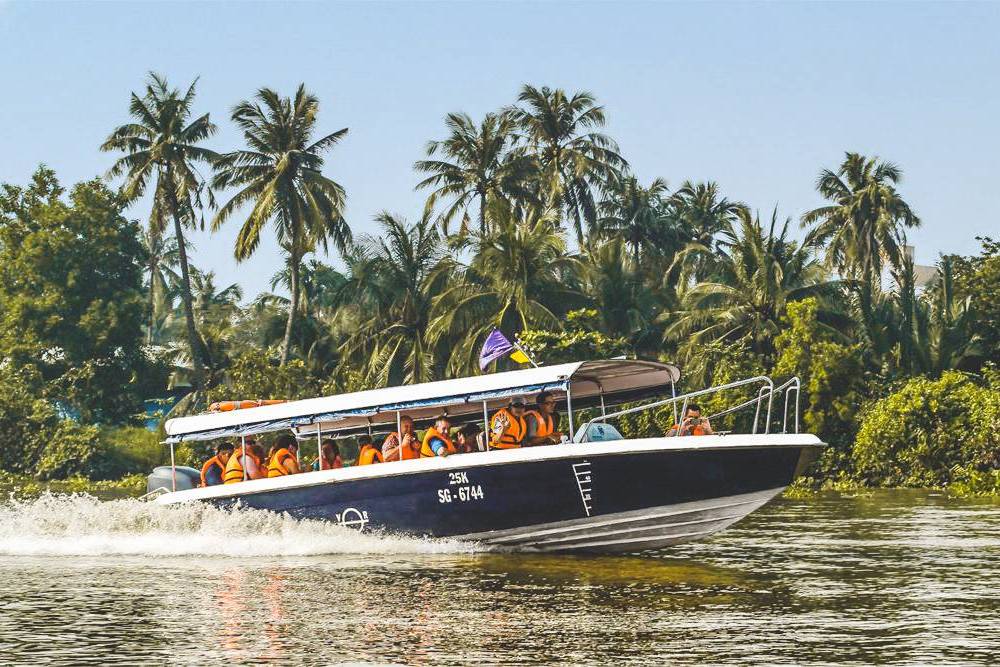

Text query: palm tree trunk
(281, 253), (300, 366)
(479, 191), (487, 236)
(164, 165), (206, 390)
(147, 260), (156, 346)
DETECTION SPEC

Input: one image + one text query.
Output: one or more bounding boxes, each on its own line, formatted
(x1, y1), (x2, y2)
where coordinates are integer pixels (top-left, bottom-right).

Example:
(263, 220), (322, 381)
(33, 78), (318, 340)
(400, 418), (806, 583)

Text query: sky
(1, 1), (998, 299)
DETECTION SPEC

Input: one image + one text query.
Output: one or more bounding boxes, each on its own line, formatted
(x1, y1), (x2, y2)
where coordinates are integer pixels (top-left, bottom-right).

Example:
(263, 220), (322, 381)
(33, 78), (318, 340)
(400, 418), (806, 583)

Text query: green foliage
(518, 309), (630, 365)
(0, 167), (149, 423)
(852, 371), (1000, 487)
(0, 364), (146, 480)
(951, 237), (1000, 367)
(948, 465), (1000, 498)
(775, 298), (867, 447)
(206, 351), (321, 404)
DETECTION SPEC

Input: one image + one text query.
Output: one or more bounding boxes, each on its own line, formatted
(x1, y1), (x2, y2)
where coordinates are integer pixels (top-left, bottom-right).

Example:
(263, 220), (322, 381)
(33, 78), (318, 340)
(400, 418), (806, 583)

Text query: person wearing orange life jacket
(224, 442), (267, 484)
(356, 435), (383, 465)
(454, 423), (483, 453)
(524, 391), (563, 446)
(267, 434), (302, 477)
(666, 403), (714, 437)
(489, 399), (528, 449)
(200, 442), (235, 487)
(421, 415), (458, 458)
(312, 439), (344, 471)
(382, 415), (421, 461)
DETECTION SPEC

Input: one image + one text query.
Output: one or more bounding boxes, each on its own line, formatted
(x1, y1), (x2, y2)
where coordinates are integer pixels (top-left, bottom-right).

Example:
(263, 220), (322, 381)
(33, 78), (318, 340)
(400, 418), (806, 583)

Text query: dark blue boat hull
(208, 444), (817, 550)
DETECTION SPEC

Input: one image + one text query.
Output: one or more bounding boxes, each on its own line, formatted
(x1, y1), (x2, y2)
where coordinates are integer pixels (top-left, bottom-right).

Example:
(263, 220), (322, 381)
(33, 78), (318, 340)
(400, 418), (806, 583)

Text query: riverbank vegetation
(1, 74), (997, 495)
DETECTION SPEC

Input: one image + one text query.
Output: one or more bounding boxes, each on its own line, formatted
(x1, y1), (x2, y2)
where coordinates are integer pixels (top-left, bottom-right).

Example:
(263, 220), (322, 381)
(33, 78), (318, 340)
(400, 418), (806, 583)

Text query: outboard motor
(146, 466), (201, 494)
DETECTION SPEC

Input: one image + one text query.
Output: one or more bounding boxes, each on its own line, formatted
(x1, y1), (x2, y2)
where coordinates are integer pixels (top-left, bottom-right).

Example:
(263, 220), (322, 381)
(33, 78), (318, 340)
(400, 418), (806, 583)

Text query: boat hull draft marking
(572, 461), (593, 517)
(160, 437), (821, 553)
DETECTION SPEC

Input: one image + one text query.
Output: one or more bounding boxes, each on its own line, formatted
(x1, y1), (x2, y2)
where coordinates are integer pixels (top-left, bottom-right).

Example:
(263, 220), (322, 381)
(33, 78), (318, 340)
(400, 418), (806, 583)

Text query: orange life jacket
(525, 409), (556, 439)
(673, 421), (709, 436)
(267, 447), (297, 477)
(383, 432), (421, 460)
(357, 444), (383, 465)
(200, 455), (226, 487)
(420, 426), (457, 458)
(489, 408), (526, 449)
(223, 450), (260, 484)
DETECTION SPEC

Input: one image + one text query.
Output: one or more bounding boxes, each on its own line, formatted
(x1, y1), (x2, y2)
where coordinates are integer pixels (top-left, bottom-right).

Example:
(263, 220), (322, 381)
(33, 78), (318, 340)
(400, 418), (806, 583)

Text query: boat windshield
(574, 422), (624, 443)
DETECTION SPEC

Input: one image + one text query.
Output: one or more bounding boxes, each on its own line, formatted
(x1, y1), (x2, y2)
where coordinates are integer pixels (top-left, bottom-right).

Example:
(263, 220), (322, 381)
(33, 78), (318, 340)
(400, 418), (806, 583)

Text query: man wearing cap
(489, 399), (528, 449)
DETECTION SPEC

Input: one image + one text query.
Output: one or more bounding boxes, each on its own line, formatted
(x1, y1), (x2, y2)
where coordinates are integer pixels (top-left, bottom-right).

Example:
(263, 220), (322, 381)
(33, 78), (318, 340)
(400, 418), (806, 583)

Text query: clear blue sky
(2, 1), (998, 298)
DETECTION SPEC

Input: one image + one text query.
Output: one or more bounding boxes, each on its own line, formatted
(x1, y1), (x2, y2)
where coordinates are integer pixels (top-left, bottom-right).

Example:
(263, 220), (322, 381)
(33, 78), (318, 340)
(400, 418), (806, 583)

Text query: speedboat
(152, 360), (823, 553)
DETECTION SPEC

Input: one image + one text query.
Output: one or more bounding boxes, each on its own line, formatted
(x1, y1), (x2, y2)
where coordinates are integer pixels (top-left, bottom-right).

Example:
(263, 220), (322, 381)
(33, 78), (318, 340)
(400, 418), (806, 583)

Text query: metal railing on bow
(576, 374), (802, 442)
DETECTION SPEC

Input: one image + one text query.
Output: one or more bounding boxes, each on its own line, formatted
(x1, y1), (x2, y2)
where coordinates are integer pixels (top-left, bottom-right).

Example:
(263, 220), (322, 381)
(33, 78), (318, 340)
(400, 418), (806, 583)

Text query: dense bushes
(852, 371), (1000, 487)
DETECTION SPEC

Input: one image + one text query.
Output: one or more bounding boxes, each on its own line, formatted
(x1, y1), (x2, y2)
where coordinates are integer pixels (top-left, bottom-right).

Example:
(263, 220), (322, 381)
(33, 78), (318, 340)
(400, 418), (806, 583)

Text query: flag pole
(513, 341), (539, 368)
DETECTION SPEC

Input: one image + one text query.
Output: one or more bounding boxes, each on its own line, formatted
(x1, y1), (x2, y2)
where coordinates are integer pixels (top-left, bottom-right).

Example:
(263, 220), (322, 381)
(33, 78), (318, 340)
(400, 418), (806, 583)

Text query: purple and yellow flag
(479, 329), (531, 370)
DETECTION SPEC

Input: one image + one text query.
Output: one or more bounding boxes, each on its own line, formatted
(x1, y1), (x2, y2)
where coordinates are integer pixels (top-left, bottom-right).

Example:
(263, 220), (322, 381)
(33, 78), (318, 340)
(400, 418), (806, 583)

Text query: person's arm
(285, 454), (302, 474)
(701, 418), (713, 435)
(205, 465), (223, 486)
(524, 413), (539, 443)
(429, 437), (449, 457)
(246, 455), (266, 480)
(382, 434), (400, 461)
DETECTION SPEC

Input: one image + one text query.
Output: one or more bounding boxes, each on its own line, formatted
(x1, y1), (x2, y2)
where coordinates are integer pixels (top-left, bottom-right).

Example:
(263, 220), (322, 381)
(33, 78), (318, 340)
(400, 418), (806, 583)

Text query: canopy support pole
(670, 379), (678, 430)
(169, 441), (176, 492)
(317, 425), (323, 471)
(241, 435), (247, 481)
(396, 411), (403, 461)
(566, 385), (575, 442)
(599, 392), (606, 418)
(482, 401), (490, 451)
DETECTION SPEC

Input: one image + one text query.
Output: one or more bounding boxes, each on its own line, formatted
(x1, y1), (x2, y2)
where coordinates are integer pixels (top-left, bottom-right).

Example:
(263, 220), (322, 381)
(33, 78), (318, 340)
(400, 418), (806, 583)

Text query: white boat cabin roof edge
(164, 359), (681, 442)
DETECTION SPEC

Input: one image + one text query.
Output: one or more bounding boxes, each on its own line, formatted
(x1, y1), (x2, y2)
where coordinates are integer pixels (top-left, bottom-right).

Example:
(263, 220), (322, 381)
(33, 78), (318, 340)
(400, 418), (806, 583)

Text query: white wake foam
(0, 493), (478, 557)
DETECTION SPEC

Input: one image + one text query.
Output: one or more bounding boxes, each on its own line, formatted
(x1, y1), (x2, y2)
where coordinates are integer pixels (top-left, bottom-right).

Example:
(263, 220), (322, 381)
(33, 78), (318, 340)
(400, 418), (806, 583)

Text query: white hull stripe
(456, 487), (783, 552)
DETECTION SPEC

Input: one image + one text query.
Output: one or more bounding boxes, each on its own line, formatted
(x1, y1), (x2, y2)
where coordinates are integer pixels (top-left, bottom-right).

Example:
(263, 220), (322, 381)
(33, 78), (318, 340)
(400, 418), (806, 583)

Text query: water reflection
(0, 490), (997, 665)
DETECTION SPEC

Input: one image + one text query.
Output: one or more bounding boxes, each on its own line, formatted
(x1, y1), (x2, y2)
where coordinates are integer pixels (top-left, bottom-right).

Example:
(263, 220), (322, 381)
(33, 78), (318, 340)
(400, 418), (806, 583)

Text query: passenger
(267, 434), (302, 477)
(356, 436), (383, 465)
(524, 391), (563, 446)
(489, 399), (528, 449)
(454, 424), (483, 454)
(420, 414), (457, 458)
(667, 403), (714, 437)
(200, 442), (235, 487)
(313, 439), (344, 471)
(382, 415), (421, 461)
(223, 441), (267, 483)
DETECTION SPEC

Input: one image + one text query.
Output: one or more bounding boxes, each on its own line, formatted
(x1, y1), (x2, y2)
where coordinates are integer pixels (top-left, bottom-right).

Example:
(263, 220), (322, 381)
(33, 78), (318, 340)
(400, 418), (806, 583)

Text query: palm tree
(189, 268), (243, 329)
(582, 237), (664, 353)
(337, 211), (452, 386)
(664, 208), (843, 360)
(102, 73), (217, 388)
(253, 259), (349, 370)
(510, 85), (626, 244)
(668, 181), (746, 283)
(430, 201), (584, 374)
(594, 176), (671, 270)
(212, 84), (350, 365)
(415, 111), (533, 235)
(802, 152), (920, 285)
(141, 228), (181, 345)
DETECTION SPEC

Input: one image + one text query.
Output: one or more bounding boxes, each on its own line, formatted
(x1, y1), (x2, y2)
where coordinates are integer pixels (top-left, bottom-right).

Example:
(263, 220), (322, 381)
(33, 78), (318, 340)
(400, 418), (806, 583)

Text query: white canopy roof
(164, 359), (680, 442)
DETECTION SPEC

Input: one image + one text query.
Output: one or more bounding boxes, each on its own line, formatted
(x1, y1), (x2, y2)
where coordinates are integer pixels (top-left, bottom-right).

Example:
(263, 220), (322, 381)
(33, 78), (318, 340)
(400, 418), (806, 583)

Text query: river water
(0, 490), (997, 665)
